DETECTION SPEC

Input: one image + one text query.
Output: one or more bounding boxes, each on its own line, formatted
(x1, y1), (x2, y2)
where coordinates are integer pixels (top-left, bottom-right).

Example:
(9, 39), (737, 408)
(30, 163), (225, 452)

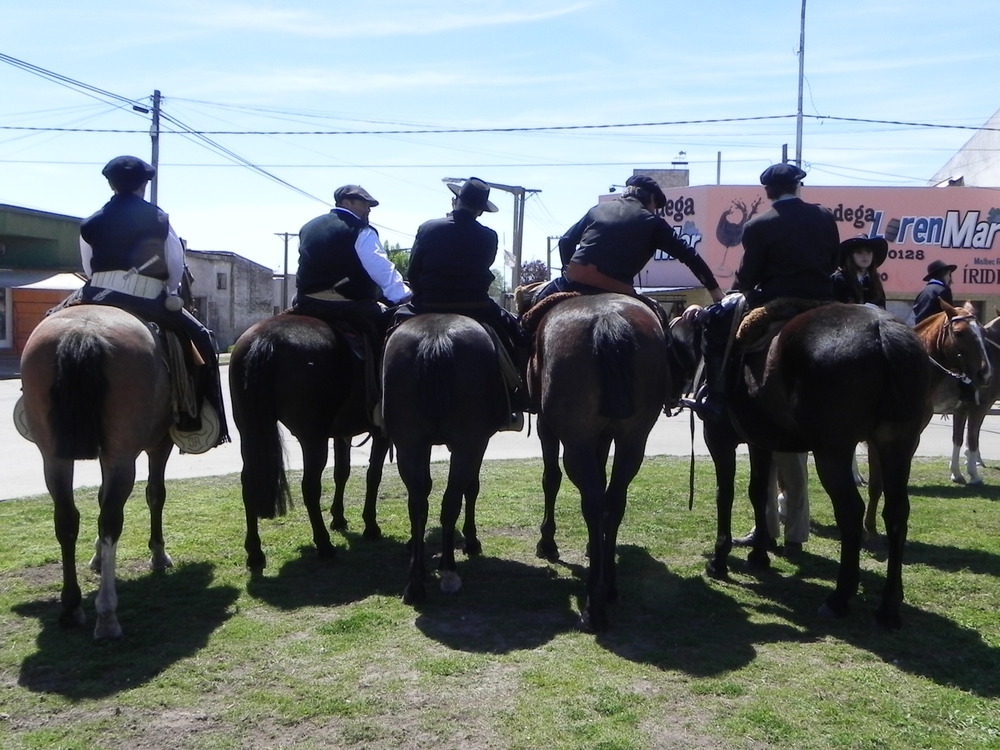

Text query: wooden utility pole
(150, 89), (161, 205)
(274, 232), (298, 309)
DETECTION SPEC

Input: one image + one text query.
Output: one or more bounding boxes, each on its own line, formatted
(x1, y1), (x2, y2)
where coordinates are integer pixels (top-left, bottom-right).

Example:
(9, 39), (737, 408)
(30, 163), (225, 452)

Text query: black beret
(760, 163), (807, 186)
(102, 155), (155, 188)
(625, 174), (666, 209)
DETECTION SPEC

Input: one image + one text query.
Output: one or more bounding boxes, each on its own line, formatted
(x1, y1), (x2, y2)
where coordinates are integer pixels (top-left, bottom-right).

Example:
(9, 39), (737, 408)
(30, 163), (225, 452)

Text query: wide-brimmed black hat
(102, 155), (155, 190)
(839, 234), (888, 268)
(447, 177), (498, 213)
(334, 184), (379, 206)
(923, 259), (958, 282)
(625, 174), (667, 209)
(760, 163), (807, 186)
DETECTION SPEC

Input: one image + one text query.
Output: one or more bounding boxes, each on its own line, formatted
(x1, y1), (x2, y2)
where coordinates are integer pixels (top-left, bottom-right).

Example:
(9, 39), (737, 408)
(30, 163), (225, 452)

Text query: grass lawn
(1, 455), (998, 749)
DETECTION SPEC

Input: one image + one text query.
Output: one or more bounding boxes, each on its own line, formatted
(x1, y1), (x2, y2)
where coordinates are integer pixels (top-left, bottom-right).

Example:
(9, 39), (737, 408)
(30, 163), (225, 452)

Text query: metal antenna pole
(275, 232), (298, 309)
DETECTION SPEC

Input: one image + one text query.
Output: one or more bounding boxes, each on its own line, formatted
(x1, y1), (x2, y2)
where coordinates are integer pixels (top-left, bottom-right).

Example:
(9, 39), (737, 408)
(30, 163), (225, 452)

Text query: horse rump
(52, 331), (109, 459)
(593, 312), (638, 419)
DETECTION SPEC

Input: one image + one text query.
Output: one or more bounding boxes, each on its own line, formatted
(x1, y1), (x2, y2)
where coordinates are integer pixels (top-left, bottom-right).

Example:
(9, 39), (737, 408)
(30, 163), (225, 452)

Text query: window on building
(216, 272), (228, 291)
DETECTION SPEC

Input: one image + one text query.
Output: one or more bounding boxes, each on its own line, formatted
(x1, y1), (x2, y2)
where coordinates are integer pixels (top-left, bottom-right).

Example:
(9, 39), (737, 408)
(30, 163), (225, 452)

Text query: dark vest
(80, 194), (170, 279)
(296, 209), (380, 301)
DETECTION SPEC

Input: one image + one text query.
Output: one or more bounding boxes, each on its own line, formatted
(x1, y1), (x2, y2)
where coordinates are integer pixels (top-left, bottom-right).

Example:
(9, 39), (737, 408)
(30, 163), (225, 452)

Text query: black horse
(382, 313), (510, 605)
(675, 302), (931, 629)
(526, 294), (669, 632)
(229, 313), (389, 572)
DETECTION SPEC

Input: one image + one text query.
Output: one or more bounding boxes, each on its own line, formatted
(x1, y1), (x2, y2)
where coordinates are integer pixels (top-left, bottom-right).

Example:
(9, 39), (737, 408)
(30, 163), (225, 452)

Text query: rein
(928, 314), (978, 385)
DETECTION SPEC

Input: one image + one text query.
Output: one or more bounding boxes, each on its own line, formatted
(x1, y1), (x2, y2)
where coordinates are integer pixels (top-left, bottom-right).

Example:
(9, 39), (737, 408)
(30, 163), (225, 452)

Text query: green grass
(1, 456), (998, 749)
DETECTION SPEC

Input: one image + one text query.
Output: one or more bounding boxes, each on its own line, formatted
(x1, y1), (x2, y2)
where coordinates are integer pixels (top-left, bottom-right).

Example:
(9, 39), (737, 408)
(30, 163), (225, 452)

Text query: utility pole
(150, 89), (161, 205)
(547, 236), (560, 278)
(795, 0), (806, 168)
(275, 232), (298, 309)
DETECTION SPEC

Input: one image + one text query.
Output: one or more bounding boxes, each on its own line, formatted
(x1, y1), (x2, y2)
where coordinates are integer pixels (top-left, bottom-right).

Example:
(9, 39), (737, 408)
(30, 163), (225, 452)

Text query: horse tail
(234, 337), (292, 519)
(877, 315), (931, 423)
(52, 330), (109, 459)
(594, 312), (637, 419)
(415, 333), (455, 419)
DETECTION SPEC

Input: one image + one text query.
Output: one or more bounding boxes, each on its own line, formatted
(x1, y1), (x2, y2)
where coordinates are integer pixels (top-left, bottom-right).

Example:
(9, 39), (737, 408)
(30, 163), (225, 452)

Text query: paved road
(4, 365), (1000, 501)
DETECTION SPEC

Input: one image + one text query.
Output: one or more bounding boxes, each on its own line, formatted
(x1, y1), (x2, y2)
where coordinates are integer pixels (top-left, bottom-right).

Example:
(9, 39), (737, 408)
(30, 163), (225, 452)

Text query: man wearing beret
(537, 174), (724, 303)
(79, 155), (229, 447)
(684, 163), (839, 421)
(912, 259), (957, 324)
(293, 184), (411, 425)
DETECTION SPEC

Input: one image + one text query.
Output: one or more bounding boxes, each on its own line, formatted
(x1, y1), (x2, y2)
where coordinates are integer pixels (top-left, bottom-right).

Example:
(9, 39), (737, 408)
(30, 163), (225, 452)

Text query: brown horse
(528, 294), (669, 632)
(19, 305), (177, 640)
(676, 302), (931, 629)
(863, 301), (992, 538)
(382, 313), (509, 605)
(228, 313), (389, 573)
(947, 312), (1000, 485)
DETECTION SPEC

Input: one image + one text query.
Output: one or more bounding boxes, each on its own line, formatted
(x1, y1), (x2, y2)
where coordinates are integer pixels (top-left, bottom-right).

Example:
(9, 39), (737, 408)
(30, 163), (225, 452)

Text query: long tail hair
(414, 332), (456, 421)
(594, 312), (638, 419)
(52, 331), (108, 459)
(233, 336), (292, 519)
(877, 315), (930, 424)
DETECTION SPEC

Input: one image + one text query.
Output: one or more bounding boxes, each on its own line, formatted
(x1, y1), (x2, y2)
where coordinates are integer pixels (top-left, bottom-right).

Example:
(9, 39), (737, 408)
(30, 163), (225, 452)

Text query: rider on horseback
(682, 163), (841, 422)
(534, 174), (724, 308)
(293, 184), (412, 426)
(79, 155), (229, 447)
(393, 177), (528, 426)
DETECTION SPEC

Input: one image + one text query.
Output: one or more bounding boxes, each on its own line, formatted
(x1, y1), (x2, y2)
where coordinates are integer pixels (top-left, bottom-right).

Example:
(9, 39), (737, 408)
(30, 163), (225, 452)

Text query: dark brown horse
(528, 294), (669, 632)
(677, 302), (931, 629)
(381, 313), (509, 605)
(229, 313), (389, 572)
(862, 301), (992, 538)
(19, 305), (177, 640)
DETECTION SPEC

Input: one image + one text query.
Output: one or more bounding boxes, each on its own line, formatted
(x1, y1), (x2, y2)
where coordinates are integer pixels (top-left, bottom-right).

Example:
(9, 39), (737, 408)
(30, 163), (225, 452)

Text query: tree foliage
(520, 259), (550, 284)
(385, 242), (411, 278)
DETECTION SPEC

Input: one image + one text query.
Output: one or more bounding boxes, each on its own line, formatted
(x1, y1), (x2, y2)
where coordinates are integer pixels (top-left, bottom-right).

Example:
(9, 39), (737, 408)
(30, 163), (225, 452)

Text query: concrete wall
(185, 250), (273, 350)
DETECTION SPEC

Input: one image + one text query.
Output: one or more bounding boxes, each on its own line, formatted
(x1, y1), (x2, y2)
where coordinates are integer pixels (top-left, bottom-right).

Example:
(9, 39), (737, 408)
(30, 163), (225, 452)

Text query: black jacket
(408, 210), (498, 306)
(80, 193), (170, 279)
(735, 198), (839, 307)
(558, 196), (718, 291)
(912, 280), (953, 323)
(295, 208), (379, 301)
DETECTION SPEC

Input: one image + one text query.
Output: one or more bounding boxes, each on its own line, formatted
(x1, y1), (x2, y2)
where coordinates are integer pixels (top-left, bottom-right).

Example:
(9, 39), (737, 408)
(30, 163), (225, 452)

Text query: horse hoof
(316, 544), (338, 561)
(439, 570), (462, 594)
(464, 539), (483, 557)
(535, 540), (559, 561)
(59, 607), (86, 629)
(362, 525), (383, 541)
(951, 475), (967, 485)
(746, 550), (772, 570)
(94, 615), (123, 641)
(150, 552), (174, 571)
(818, 599), (849, 620)
(705, 560), (730, 580)
(329, 518), (348, 533)
(968, 477), (984, 487)
(578, 610), (608, 634)
(874, 608), (903, 631)
(402, 583), (426, 606)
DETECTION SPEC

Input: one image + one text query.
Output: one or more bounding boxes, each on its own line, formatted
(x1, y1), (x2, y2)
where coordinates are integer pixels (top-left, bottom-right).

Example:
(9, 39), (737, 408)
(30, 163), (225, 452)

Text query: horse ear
(939, 298), (959, 317)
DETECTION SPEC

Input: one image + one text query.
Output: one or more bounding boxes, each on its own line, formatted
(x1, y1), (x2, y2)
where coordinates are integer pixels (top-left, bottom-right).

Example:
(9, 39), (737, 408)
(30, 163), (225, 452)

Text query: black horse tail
(877, 315), (931, 423)
(415, 332), (455, 420)
(52, 331), (108, 459)
(234, 337), (292, 519)
(594, 312), (638, 419)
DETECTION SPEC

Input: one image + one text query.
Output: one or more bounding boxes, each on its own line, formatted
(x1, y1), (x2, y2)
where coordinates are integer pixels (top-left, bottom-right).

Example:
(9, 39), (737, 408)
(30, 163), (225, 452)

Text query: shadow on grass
(13, 562), (238, 699)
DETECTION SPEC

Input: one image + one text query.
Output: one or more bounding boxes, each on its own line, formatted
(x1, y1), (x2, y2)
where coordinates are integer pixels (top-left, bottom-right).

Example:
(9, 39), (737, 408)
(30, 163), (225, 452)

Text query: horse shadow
(245, 530), (412, 609)
(14, 562), (238, 699)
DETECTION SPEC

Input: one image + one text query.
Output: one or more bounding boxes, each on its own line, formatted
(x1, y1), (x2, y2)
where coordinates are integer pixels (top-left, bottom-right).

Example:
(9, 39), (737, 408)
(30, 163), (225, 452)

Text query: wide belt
(306, 290), (352, 302)
(91, 270), (165, 300)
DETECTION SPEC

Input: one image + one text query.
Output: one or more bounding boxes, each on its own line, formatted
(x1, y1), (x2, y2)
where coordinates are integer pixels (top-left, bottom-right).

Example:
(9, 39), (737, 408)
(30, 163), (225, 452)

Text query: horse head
(931, 300), (993, 389)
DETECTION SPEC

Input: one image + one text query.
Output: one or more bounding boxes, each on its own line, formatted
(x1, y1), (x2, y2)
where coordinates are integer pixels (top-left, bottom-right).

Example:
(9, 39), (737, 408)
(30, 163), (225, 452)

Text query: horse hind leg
(872, 439), (917, 630)
(399, 445), (433, 605)
(46, 459), (86, 629)
(92, 461), (136, 640)
(461, 475), (482, 557)
(145, 436), (174, 571)
(965, 409), (988, 485)
(329, 437), (350, 532)
(301, 437), (336, 560)
(813, 448), (864, 621)
(950, 413), (968, 484)
(535, 419), (563, 561)
(361, 434), (390, 540)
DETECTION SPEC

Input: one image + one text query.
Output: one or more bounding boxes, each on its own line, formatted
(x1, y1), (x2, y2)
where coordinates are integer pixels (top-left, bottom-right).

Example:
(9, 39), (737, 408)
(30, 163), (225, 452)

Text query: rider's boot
(680, 305), (732, 422)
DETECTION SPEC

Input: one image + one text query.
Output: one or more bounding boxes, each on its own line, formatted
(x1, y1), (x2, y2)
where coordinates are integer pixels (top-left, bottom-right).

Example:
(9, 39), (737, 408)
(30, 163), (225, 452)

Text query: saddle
(735, 297), (829, 352)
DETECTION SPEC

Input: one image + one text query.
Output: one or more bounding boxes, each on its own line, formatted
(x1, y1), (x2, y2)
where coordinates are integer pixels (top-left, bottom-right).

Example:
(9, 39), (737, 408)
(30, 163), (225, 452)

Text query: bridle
(929, 313), (986, 385)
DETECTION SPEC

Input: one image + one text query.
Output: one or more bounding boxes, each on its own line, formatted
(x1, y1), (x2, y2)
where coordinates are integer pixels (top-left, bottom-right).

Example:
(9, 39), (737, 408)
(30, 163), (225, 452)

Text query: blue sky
(2, 0), (997, 279)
